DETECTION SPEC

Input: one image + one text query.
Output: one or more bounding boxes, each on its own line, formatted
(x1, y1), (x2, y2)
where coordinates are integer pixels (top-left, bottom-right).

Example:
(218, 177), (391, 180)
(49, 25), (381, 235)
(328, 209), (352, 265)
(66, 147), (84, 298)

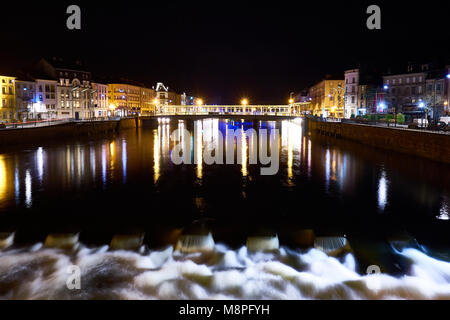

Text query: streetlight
(241, 99), (248, 114)
(196, 98), (203, 114)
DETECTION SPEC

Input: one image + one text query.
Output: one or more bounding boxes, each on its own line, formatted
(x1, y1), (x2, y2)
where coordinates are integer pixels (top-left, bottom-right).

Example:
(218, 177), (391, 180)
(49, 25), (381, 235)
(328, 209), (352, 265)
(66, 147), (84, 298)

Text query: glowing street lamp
(196, 98), (203, 106)
(241, 99), (249, 106)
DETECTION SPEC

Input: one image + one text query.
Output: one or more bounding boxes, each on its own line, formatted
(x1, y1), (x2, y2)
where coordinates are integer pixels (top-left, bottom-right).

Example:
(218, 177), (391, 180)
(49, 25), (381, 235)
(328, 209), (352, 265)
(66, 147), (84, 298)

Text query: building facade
(308, 79), (345, 118)
(383, 63), (447, 121)
(344, 69), (359, 118)
(0, 75), (16, 123)
(154, 82), (169, 106)
(56, 68), (93, 120)
(35, 79), (57, 120)
(140, 87), (156, 115)
(15, 80), (36, 121)
(92, 82), (109, 118)
(108, 83), (142, 117)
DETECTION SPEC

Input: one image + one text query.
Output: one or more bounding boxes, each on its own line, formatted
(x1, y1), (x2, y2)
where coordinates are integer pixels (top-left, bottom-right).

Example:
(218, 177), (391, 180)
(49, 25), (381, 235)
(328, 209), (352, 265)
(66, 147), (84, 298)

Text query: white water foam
(0, 244), (449, 300)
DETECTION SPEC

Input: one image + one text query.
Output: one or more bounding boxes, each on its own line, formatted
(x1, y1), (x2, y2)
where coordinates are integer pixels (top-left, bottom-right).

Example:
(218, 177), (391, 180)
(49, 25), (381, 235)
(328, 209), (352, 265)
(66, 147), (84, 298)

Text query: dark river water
(0, 117), (449, 299)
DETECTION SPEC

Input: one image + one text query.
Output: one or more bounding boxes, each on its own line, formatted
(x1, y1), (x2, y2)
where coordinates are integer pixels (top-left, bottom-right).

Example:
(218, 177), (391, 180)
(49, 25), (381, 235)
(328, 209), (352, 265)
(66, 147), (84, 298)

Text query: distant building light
(447, 74), (450, 79)
(419, 102), (425, 108)
(383, 85), (389, 90)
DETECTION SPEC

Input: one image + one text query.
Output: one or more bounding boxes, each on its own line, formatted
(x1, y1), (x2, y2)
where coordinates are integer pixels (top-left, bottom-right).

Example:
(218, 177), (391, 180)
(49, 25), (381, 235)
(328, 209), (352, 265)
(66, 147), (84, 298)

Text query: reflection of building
(309, 77), (345, 118)
(92, 82), (109, 118)
(344, 69), (359, 118)
(0, 75), (16, 122)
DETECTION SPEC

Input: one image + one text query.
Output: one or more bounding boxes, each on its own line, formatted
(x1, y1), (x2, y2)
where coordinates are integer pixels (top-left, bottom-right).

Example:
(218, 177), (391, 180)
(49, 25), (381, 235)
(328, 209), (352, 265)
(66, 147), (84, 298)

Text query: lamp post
(241, 98), (248, 114)
(446, 74), (450, 115)
(196, 98), (203, 114)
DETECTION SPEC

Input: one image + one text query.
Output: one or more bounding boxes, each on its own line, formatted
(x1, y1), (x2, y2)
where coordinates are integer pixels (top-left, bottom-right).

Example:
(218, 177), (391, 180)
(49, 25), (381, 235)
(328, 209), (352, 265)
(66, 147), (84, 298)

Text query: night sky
(0, 0), (449, 104)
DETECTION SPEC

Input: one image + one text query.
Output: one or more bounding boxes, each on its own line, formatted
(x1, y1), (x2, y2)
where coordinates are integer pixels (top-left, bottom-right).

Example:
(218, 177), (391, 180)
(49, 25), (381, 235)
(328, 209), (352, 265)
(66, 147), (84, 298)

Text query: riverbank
(307, 119), (450, 165)
(0, 118), (138, 146)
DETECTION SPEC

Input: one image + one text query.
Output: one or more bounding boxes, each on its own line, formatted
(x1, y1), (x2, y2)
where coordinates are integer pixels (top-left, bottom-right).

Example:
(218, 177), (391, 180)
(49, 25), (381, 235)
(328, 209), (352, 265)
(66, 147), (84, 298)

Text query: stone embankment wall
(307, 119), (450, 164)
(0, 118), (139, 146)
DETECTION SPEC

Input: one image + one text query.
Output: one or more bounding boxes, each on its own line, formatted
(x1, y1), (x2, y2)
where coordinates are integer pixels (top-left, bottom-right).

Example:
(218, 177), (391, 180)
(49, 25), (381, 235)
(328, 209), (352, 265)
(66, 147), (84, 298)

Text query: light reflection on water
(0, 118), (448, 224)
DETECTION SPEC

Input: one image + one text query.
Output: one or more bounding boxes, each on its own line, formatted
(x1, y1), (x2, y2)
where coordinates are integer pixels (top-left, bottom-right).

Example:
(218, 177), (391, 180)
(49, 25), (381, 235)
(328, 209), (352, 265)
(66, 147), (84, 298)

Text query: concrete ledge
(0, 120), (122, 146)
(308, 120), (450, 164)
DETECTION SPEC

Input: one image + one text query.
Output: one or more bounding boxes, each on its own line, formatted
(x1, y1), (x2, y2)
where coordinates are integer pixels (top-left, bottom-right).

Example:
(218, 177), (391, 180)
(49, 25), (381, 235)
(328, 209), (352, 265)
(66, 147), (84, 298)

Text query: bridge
(153, 105), (302, 117)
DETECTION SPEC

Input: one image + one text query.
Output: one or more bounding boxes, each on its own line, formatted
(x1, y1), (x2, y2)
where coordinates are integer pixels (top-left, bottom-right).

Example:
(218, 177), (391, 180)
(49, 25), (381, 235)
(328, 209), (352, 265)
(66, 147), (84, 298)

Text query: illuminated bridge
(153, 105), (303, 117)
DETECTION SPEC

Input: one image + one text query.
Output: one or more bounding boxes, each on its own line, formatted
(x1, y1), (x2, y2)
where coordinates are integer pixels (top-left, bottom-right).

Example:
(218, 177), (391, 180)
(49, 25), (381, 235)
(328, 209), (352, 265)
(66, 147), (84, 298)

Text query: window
(351, 96), (355, 103)
(406, 78), (410, 84)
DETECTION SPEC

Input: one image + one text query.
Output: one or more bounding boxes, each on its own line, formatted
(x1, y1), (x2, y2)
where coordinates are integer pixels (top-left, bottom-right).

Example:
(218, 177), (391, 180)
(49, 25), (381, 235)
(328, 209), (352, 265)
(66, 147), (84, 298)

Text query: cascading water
(1, 240), (449, 300)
